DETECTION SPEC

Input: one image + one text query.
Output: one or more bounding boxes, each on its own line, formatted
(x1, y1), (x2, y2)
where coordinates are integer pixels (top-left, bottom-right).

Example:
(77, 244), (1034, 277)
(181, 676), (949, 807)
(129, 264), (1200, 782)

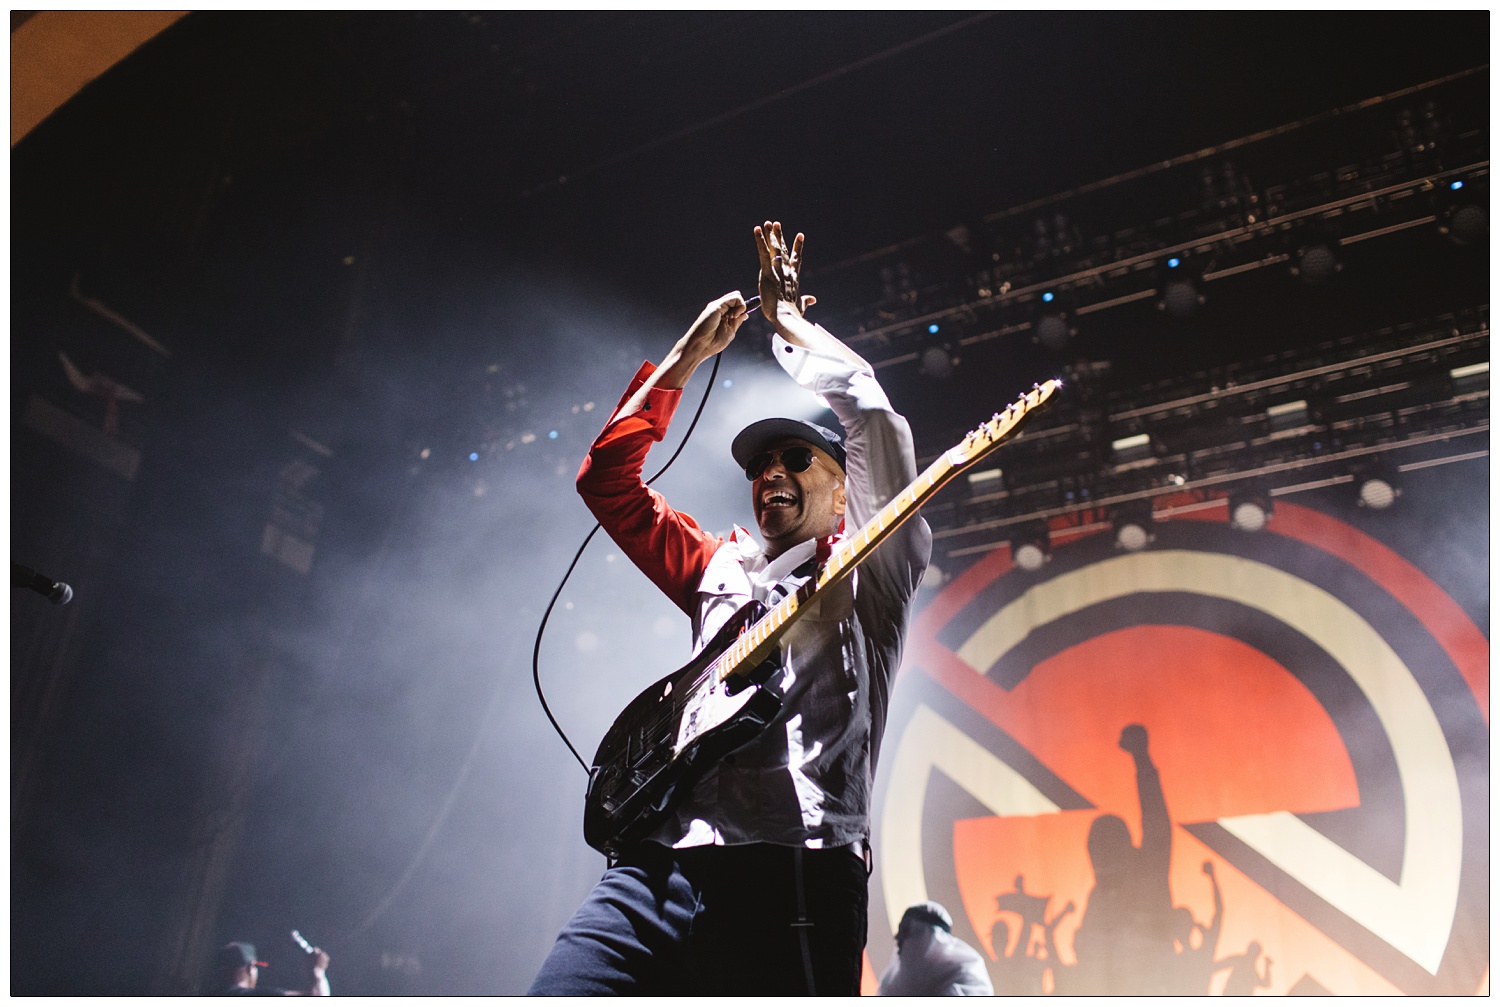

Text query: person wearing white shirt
(529, 223), (931, 996)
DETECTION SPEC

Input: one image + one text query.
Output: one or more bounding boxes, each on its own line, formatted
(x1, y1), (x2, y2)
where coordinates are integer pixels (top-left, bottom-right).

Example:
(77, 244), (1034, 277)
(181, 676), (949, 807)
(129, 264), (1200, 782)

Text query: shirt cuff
(771, 333), (894, 414)
(603, 360), (682, 438)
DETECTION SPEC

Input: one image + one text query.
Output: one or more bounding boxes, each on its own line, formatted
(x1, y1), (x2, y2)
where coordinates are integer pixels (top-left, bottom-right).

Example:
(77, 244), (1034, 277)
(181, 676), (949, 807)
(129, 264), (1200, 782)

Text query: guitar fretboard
(711, 380), (1058, 684)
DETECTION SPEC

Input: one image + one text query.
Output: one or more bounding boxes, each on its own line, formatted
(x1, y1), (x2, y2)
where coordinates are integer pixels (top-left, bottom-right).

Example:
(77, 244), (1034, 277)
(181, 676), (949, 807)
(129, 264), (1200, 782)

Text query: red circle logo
(867, 501), (1487, 996)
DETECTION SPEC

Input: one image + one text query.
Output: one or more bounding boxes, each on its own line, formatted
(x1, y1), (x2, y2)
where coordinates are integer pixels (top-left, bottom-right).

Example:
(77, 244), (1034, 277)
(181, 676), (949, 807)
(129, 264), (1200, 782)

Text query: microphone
(12, 562), (73, 605)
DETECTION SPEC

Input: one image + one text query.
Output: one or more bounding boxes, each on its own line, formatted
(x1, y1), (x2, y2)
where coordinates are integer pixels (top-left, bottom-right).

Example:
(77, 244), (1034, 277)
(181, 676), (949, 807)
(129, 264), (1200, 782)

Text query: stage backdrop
(864, 484), (1487, 996)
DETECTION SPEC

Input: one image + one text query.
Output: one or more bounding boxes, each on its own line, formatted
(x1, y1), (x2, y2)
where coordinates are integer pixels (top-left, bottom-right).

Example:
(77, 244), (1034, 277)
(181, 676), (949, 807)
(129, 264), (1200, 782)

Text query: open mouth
(760, 490), (799, 511)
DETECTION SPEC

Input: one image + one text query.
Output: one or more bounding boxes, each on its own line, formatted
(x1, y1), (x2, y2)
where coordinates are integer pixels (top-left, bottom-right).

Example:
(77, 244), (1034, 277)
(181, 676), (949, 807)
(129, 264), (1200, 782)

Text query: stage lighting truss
(820, 73), (1485, 371)
(845, 154), (1482, 364)
(921, 313), (1486, 562)
(819, 75), (1485, 568)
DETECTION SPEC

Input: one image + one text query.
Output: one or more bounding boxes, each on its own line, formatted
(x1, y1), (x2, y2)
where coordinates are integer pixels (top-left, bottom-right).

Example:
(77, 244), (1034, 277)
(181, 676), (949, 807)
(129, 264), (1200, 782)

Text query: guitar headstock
(946, 378), (1063, 468)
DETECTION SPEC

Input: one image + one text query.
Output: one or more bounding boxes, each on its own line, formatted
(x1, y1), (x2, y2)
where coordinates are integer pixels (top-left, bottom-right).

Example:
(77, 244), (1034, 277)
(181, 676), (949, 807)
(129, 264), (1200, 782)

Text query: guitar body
(583, 600), (785, 857)
(579, 379), (1062, 857)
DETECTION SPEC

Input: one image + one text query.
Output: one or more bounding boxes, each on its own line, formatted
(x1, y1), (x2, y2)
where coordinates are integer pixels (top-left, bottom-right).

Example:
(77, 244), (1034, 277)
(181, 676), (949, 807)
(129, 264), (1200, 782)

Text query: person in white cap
(878, 902), (994, 996)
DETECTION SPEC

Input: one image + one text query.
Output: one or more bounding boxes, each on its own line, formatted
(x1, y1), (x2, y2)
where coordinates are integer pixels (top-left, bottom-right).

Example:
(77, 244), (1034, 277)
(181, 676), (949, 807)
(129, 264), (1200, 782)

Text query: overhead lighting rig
(818, 71), (1486, 370)
(921, 312), (1487, 561)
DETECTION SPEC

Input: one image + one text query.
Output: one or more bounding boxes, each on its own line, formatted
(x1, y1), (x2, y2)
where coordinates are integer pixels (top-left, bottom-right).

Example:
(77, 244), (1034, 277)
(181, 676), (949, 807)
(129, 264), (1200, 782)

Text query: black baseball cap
(731, 418), (847, 473)
(217, 941), (268, 972)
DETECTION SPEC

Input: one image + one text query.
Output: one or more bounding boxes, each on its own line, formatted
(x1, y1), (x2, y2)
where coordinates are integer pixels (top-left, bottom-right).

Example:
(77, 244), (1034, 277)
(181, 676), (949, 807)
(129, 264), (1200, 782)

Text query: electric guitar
(583, 379), (1062, 856)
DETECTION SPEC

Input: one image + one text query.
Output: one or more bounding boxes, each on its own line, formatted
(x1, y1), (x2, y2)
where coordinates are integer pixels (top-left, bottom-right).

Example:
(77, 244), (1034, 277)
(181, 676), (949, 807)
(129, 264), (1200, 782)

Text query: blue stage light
(1042, 291), (1054, 303)
(928, 323), (940, 334)
(1451, 180), (1465, 190)
(1167, 257), (1181, 269)
(549, 430), (558, 439)
(469, 452), (479, 461)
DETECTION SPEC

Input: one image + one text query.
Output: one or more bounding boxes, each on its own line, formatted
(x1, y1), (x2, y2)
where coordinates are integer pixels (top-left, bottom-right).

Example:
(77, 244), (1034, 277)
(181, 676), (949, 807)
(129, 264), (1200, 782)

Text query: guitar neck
(711, 379), (1060, 684)
(714, 452), (956, 681)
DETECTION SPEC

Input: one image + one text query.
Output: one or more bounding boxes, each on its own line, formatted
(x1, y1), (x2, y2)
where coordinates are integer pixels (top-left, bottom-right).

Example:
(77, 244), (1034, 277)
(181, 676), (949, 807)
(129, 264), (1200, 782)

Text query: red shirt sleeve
(575, 362), (723, 614)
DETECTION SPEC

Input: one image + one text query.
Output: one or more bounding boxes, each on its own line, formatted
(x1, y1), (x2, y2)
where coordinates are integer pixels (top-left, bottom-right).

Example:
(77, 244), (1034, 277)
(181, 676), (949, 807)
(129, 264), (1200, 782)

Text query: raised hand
(1118, 723), (1150, 757)
(755, 221), (815, 322)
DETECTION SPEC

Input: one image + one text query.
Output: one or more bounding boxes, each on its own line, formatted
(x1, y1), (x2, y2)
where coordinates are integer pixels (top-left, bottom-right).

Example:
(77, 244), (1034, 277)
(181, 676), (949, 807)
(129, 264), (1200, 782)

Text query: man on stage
(528, 222), (932, 995)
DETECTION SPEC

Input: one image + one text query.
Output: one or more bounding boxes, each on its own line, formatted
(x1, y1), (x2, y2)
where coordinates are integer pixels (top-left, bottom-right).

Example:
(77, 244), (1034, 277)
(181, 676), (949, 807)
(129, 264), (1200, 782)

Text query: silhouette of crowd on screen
(982, 725), (1272, 995)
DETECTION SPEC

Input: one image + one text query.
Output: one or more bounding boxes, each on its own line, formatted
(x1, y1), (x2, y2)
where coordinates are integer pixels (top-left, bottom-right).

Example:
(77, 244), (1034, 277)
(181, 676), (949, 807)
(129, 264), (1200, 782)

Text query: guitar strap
(780, 544), (835, 995)
(814, 531), (836, 571)
(766, 555), (821, 607)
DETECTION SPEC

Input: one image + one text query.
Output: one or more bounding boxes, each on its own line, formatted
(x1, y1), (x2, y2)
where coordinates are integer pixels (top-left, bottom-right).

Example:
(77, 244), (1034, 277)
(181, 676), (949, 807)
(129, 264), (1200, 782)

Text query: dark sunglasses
(744, 445), (816, 481)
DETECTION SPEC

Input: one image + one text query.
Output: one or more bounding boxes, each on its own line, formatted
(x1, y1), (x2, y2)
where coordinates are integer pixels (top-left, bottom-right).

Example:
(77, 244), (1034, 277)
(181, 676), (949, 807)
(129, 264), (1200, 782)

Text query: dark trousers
(528, 841), (868, 995)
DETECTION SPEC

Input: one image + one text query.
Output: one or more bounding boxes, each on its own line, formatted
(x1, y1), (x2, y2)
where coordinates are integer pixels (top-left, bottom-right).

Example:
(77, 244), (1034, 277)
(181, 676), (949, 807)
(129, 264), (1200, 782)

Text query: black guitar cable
(531, 352), (724, 775)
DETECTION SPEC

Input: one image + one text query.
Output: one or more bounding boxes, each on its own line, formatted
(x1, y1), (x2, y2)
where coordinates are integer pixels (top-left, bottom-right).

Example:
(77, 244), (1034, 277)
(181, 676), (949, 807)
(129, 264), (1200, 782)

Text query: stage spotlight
(1159, 277), (1203, 318)
(1156, 257), (1204, 318)
(928, 323), (941, 334)
(1290, 241), (1341, 286)
(1034, 312), (1072, 350)
(1439, 200), (1487, 246)
(1112, 500), (1155, 552)
(1010, 520), (1051, 572)
(1229, 488), (1272, 532)
(1352, 459), (1402, 510)
(1266, 399), (1309, 431)
(1436, 180), (1487, 246)
(1450, 360), (1489, 394)
(919, 345), (956, 380)
(1358, 478), (1397, 509)
(1110, 432), (1152, 463)
(1030, 290), (1074, 350)
(966, 466), (1002, 491)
